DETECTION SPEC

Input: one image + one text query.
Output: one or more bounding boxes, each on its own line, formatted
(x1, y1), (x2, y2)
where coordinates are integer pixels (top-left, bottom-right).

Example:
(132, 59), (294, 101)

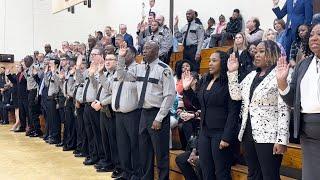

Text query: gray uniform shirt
(117, 56), (176, 122)
(46, 70), (60, 97)
(174, 19), (205, 55)
(62, 72), (76, 98)
(97, 71), (114, 106)
(139, 27), (173, 56)
(110, 61), (139, 113)
(24, 64), (41, 90)
(76, 69), (98, 103)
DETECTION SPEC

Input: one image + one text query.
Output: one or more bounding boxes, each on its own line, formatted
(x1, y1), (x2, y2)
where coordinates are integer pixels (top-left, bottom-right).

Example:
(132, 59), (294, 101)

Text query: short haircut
(149, 11), (156, 18)
(233, 9), (240, 14)
(97, 31), (103, 36)
(115, 34), (124, 39)
(208, 17), (215, 24)
(274, 19), (286, 30)
(253, 18), (260, 28)
(127, 45), (137, 57)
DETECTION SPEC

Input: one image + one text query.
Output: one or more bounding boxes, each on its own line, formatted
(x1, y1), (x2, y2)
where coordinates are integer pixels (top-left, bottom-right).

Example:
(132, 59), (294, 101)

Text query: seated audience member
(289, 24), (312, 67)
(204, 17), (216, 40)
(210, 9), (242, 47)
(313, 13), (320, 24)
(202, 17), (216, 48)
(119, 24), (134, 47)
(263, 28), (287, 57)
(178, 71), (201, 150)
(277, 23), (320, 180)
(227, 40), (290, 180)
(169, 94), (180, 149)
(96, 31), (103, 41)
(248, 42), (260, 60)
(175, 134), (203, 180)
(175, 60), (195, 95)
(182, 51), (238, 180)
(0, 79), (13, 125)
(227, 32), (254, 82)
(5, 67), (20, 131)
(245, 17), (264, 44)
(273, 19), (286, 46)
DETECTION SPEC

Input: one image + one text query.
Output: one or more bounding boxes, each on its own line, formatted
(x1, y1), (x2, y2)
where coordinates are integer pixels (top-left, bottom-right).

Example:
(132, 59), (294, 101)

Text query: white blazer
(227, 69), (290, 145)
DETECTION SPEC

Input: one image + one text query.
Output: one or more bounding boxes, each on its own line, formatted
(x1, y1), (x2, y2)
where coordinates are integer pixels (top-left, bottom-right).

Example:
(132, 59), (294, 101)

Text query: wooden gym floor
(0, 125), (113, 180)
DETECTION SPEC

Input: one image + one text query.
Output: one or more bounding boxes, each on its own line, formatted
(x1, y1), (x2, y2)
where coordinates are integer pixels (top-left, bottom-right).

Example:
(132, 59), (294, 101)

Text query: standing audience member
(120, 24), (134, 47)
(277, 23), (320, 179)
(227, 40), (290, 180)
(272, 0), (313, 58)
(174, 9), (204, 72)
(182, 51), (238, 180)
(263, 28), (287, 57)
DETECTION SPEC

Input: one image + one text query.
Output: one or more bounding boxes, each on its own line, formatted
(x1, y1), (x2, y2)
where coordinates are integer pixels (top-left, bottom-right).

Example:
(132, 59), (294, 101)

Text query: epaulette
(158, 62), (168, 68)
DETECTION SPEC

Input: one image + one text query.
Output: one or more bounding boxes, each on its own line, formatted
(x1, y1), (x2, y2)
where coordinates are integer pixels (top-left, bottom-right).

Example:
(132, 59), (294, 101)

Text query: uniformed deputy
(114, 45), (141, 180)
(174, 9), (204, 72)
(74, 58), (88, 158)
(23, 55), (43, 137)
(76, 47), (102, 166)
(155, 15), (174, 64)
(92, 54), (122, 178)
(139, 20), (173, 65)
(45, 58), (62, 144)
(117, 41), (176, 180)
(59, 57), (77, 151)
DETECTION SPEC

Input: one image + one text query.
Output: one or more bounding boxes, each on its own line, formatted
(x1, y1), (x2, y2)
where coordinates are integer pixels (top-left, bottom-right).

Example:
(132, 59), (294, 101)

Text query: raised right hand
(182, 71), (193, 90)
(276, 56), (290, 90)
(227, 53), (239, 72)
(174, 16), (179, 26)
(118, 42), (128, 57)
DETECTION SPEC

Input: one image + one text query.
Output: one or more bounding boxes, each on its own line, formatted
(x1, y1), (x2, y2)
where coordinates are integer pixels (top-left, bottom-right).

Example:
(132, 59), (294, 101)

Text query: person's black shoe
(96, 166), (114, 172)
(29, 130), (43, 137)
(114, 176), (126, 180)
(83, 158), (97, 165)
(111, 168), (123, 178)
(63, 146), (75, 151)
(49, 139), (60, 145)
(1, 121), (9, 125)
(55, 142), (64, 147)
(74, 153), (86, 157)
(73, 150), (80, 154)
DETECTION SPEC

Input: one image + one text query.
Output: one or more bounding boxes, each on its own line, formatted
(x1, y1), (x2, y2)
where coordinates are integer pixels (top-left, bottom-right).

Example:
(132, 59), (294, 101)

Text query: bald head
(155, 15), (165, 26)
(143, 41), (159, 63)
(186, 9), (195, 22)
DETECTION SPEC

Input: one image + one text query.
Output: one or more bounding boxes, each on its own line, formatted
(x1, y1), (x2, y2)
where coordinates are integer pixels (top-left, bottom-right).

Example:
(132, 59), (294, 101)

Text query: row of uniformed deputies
(41, 40), (175, 180)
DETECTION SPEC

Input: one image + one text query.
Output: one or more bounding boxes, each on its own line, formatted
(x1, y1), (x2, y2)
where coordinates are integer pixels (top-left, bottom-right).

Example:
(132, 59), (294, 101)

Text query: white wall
(0, 0), (285, 60)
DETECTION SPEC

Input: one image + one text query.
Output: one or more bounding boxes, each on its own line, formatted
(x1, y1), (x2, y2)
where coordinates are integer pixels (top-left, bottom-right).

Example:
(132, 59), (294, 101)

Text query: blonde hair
(262, 28), (277, 41)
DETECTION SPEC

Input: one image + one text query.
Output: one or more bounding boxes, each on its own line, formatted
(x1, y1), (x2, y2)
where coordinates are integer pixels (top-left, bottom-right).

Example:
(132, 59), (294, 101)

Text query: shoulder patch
(163, 69), (172, 77)
(159, 32), (164, 36)
(158, 62), (168, 68)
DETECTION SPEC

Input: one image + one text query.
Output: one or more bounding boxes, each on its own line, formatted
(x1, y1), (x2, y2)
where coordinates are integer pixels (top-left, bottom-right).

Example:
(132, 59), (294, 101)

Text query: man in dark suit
(272, 0), (313, 58)
(120, 24), (134, 47)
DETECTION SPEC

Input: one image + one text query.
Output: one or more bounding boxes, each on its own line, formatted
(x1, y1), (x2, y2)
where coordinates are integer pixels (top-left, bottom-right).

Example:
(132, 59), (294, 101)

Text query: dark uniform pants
(76, 104), (88, 156)
(83, 104), (101, 162)
(198, 130), (233, 180)
(139, 108), (170, 180)
(242, 123), (282, 180)
(48, 98), (61, 141)
(64, 98), (77, 149)
(27, 89), (41, 131)
(183, 45), (199, 72)
(100, 111), (120, 168)
(18, 98), (29, 129)
(115, 109), (141, 179)
(41, 96), (49, 138)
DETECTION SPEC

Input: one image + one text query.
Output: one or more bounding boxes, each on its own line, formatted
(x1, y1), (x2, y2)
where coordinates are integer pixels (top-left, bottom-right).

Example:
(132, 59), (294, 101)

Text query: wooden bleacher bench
(161, 144), (301, 180)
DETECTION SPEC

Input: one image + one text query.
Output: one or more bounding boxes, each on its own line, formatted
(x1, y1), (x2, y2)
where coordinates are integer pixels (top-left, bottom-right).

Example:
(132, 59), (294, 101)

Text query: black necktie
(96, 85), (103, 100)
(48, 73), (52, 89)
(137, 64), (150, 109)
(83, 78), (90, 103)
(151, 35), (155, 40)
(115, 81), (124, 110)
(65, 78), (68, 96)
(183, 22), (191, 47)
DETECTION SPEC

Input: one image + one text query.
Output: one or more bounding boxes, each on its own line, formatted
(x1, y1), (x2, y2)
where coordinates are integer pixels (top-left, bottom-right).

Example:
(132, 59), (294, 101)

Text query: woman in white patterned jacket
(227, 40), (290, 180)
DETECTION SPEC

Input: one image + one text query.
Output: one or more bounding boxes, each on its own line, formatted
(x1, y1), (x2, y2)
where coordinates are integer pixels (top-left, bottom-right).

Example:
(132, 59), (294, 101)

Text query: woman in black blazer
(7, 63), (28, 132)
(182, 51), (238, 180)
(277, 23), (320, 179)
